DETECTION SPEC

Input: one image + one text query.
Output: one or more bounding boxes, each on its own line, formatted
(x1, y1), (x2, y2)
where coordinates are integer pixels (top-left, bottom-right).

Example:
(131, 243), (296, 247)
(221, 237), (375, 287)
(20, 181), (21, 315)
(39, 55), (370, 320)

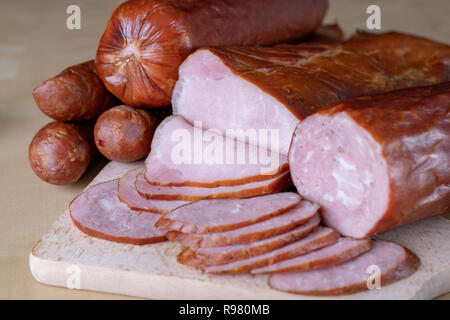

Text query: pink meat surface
(204, 226), (339, 273)
(289, 112), (389, 238)
(144, 115), (288, 187)
(289, 83), (450, 238)
(172, 48), (302, 155)
(174, 200), (319, 247)
(136, 169), (291, 201)
(157, 192), (301, 233)
(118, 168), (189, 213)
(252, 237), (372, 274)
(268, 240), (420, 295)
(69, 179), (167, 245)
(178, 215), (321, 267)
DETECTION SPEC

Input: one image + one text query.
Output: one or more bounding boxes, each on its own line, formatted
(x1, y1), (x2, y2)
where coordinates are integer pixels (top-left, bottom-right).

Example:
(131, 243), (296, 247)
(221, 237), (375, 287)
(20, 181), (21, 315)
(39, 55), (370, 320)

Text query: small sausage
(94, 105), (162, 162)
(32, 60), (118, 121)
(29, 121), (97, 185)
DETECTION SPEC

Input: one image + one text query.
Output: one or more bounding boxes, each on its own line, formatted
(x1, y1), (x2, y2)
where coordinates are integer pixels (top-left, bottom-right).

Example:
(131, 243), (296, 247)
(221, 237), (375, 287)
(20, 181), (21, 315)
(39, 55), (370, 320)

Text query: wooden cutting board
(29, 161), (450, 299)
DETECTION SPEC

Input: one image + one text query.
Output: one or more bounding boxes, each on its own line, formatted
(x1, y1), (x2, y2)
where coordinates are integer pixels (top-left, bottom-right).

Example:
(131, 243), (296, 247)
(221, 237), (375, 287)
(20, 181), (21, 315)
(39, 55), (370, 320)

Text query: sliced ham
(268, 240), (420, 295)
(252, 238), (372, 274)
(69, 179), (167, 245)
(204, 226), (339, 274)
(136, 169), (291, 202)
(118, 168), (188, 213)
(172, 32), (450, 154)
(144, 115), (288, 187)
(156, 192), (300, 233)
(177, 215), (320, 267)
(171, 200), (319, 248)
(289, 82), (450, 238)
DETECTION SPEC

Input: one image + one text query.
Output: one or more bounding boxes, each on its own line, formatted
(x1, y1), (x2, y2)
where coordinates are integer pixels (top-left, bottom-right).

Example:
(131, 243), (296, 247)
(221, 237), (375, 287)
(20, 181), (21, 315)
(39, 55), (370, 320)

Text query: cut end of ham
(144, 115), (288, 187)
(290, 83), (450, 238)
(156, 192), (301, 233)
(118, 168), (189, 213)
(69, 179), (167, 245)
(172, 49), (300, 155)
(289, 112), (389, 238)
(268, 240), (420, 296)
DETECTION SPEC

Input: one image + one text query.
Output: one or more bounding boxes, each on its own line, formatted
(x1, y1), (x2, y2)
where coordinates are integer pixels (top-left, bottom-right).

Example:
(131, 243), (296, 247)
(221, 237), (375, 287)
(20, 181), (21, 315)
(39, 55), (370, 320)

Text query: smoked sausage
(95, 0), (328, 107)
(33, 61), (118, 121)
(28, 121), (96, 185)
(94, 105), (161, 162)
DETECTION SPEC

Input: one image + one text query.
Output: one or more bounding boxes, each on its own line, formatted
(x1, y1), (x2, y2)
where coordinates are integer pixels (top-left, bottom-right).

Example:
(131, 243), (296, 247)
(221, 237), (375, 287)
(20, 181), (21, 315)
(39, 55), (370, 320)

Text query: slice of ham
(118, 168), (189, 213)
(136, 169), (291, 201)
(252, 238), (372, 274)
(177, 215), (320, 267)
(144, 115), (288, 187)
(156, 192), (300, 233)
(204, 226), (339, 274)
(69, 179), (167, 245)
(268, 240), (420, 295)
(171, 201), (319, 248)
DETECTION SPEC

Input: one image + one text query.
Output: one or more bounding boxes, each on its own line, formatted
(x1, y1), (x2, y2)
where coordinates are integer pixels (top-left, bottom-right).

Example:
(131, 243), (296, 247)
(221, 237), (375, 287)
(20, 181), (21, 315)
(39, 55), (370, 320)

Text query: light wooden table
(0, 0), (448, 300)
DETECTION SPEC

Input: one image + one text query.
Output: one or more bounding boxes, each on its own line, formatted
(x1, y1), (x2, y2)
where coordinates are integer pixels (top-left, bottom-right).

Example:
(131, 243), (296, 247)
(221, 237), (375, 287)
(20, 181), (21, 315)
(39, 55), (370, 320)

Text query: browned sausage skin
(28, 121), (96, 185)
(32, 60), (118, 121)
(94, 105), (161, 162)
(95, 0), (328, 107)
(289, 82), (450, 238)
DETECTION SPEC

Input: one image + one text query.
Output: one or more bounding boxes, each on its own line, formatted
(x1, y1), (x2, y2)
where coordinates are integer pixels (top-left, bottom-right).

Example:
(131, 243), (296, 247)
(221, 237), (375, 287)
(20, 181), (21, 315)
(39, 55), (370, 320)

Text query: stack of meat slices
(69, 113), (291, 246)
(122, 114), (292, 204)
(160, 193), (420, 295)
(143, 115), (289, 188)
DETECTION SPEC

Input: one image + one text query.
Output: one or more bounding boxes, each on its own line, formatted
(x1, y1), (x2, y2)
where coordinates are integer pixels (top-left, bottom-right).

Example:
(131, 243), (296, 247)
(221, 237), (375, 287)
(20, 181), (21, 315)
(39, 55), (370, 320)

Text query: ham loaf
(289, 82), (450, 238)
(69, 179), (167, 245)
(268, 240), (420, 295)
(173, 32), (450, 154)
